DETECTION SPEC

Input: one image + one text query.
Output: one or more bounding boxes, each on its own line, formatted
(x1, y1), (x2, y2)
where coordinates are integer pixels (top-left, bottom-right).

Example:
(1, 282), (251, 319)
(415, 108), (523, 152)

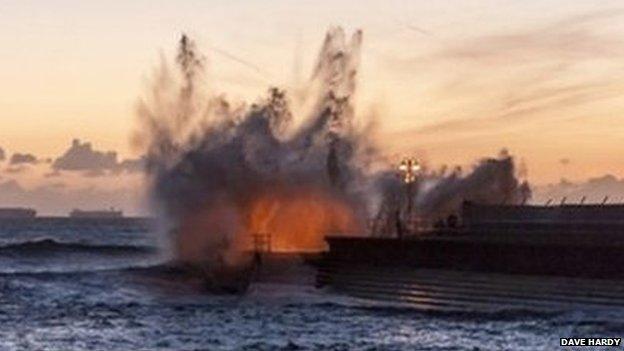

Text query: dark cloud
(559, 158), (571, 166)
(52, 139), (117, 172)
(52, 139), (145, 176)
(0, 147), (5, 162)
(10, 153), (37, 165)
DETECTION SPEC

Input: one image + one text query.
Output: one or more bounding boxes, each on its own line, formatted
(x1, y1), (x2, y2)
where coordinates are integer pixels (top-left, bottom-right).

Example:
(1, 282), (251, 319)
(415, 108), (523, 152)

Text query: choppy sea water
(0, 219), (622, 351)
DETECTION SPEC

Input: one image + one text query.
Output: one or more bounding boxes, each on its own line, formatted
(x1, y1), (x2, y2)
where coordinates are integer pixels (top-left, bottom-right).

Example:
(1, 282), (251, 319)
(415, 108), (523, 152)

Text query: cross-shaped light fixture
(398, 157), (421, 184)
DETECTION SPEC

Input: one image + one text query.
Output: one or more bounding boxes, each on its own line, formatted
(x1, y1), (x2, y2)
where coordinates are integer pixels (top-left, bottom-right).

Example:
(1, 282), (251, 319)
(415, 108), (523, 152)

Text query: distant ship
(69, 208), (123, 219)
(0, 208), (37, 219)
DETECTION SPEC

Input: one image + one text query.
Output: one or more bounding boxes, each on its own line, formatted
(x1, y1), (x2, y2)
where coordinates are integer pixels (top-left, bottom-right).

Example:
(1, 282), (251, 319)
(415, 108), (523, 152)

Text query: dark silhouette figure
(395, 210), (404, 239)
(447, 214), (458, 229)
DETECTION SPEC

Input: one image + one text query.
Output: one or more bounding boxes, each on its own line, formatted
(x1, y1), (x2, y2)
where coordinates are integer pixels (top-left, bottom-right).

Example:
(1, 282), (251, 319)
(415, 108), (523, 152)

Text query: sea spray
(134, 28), (530, 265)
(135, 29), (372, 264)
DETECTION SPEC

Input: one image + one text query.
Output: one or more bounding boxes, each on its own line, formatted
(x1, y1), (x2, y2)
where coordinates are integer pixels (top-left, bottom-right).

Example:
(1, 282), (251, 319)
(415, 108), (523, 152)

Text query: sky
(1, 0), (624, 214)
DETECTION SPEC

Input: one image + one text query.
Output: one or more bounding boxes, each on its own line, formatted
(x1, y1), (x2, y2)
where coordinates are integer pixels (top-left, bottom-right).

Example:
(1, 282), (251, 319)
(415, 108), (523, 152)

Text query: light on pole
(398, 157), (421, 215)
(396, 157), (421, 238)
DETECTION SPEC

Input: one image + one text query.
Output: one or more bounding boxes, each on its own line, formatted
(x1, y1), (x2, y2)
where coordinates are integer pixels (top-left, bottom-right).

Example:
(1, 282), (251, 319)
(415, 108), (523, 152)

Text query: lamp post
(397, 157), (421, 237)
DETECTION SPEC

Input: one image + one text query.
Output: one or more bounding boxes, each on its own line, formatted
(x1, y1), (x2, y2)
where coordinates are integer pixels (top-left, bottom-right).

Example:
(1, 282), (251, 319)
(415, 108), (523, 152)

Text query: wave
(0, 260), (171, 276)
(0, 238), (157, 255)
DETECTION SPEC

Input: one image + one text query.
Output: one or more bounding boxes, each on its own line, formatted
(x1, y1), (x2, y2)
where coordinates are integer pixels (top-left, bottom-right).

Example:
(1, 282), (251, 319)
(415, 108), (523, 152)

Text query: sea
(0, 219), (622, 351)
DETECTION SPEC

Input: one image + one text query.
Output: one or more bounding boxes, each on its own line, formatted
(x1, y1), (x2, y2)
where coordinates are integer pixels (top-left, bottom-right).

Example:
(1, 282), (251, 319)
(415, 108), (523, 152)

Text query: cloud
(52, 139), (145, 176)
(404, 9), (624, 70)
(44, 170), (61, 178)
(0, 179), (22, 193)
(382, 9), (624, 140)
(5, 166), (27, 174)
(117, 157), (146, 173)
(52, 139), (117, 172)
(83, 169), (106, 178)
(430, 11), (624, 65)
(48, 182), (66, 189)
(0, 147), (5, 162)
(9, 153), (38, 165)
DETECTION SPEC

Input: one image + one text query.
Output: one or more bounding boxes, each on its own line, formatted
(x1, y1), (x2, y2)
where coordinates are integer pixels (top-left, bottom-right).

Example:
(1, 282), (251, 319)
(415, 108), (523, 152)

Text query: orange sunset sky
(1, 0), (624, 214)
